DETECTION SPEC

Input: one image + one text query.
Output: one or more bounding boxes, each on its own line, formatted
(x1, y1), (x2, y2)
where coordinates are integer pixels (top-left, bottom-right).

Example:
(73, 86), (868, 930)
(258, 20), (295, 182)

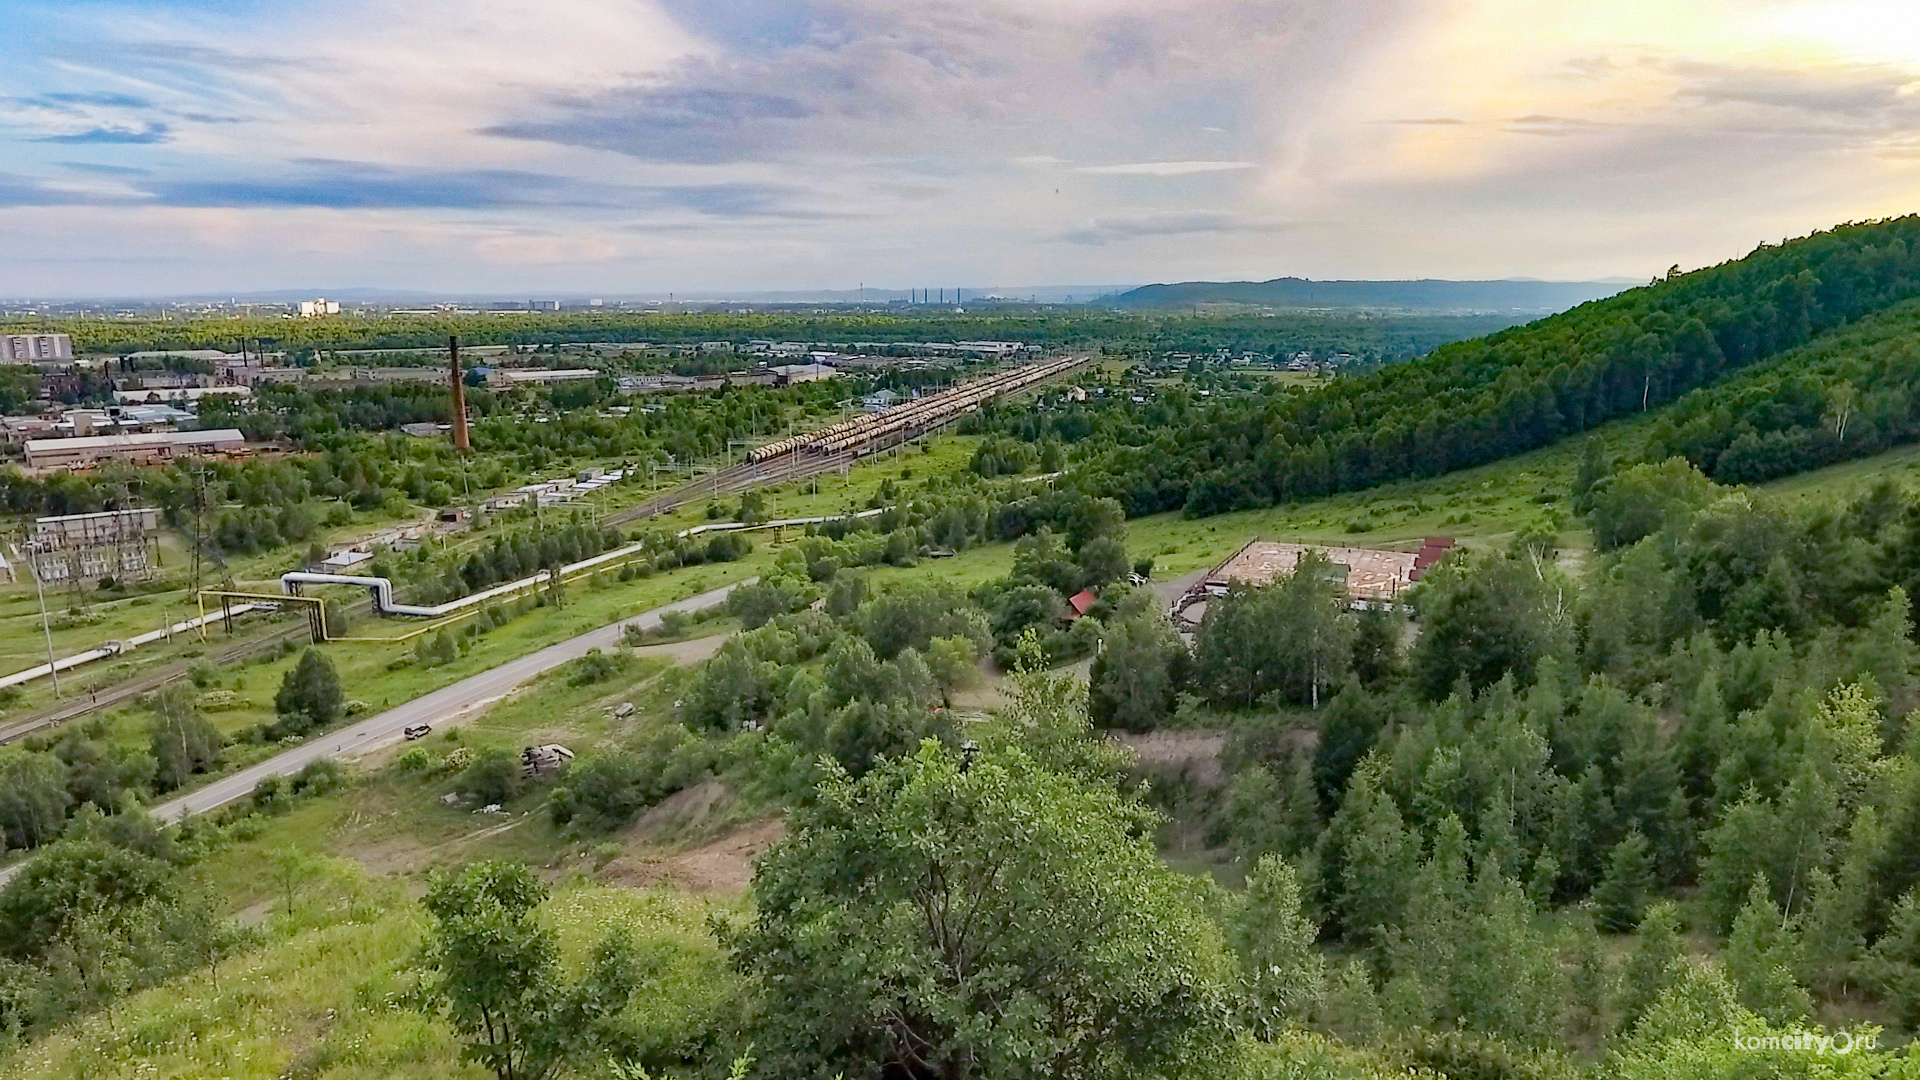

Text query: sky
(0, 0), (1917, 298)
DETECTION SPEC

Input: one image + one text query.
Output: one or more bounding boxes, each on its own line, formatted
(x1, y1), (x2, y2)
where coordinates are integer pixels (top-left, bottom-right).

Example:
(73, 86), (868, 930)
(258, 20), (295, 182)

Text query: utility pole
(28, 534), (61, 697)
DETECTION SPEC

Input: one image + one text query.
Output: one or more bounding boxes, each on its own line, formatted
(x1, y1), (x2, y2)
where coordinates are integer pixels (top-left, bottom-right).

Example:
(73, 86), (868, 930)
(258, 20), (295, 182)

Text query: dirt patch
(348, 836), (436, 877)
(628, 779), (738, 843)
(603, 817), (785, 896)
(632, 634), (730, 664)
(1112, 730), (1229, 787)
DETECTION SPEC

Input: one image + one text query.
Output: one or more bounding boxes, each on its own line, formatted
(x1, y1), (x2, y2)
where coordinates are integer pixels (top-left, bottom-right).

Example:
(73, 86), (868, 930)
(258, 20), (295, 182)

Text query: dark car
(403, 723), (432, 741)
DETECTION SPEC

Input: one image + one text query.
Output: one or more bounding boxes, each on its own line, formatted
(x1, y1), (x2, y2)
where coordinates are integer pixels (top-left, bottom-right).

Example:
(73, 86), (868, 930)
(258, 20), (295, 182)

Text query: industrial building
(28, 508), (160, 585)
(0, 333), (74, 363)
(23, 428), (246, 469)
(487, 368), (599, 387)
(769, 363), (839, 385)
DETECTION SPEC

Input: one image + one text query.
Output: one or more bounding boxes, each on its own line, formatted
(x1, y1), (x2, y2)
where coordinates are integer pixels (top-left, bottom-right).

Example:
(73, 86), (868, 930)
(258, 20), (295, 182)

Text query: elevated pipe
(280, 508), (889, 619)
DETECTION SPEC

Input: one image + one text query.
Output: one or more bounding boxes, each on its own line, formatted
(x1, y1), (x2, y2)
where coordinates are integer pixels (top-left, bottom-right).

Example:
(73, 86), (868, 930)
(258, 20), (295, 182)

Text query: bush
(547, 727), (704, 833)
(459, 747), (524, 805)
(567, 647), (629, 687)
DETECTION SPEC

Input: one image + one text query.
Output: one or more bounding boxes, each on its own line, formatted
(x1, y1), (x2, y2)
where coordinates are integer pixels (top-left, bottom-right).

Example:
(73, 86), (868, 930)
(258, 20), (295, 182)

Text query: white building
(0, 333), (74, 363)
(298, 298), (342, 317)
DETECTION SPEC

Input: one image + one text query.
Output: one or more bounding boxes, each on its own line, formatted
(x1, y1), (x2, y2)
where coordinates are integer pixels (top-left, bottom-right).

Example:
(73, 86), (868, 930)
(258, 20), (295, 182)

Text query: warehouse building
(24, 429), (246, 469)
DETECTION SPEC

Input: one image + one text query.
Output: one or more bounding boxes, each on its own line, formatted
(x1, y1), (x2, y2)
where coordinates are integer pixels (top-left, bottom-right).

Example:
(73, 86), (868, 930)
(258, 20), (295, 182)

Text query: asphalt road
(151, 581), (743, 825)
(0, 581), (742, 888)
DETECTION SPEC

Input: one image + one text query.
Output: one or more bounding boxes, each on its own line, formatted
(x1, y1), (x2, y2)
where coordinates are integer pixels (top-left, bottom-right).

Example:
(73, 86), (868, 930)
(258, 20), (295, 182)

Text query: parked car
(403, 723), (432, 741)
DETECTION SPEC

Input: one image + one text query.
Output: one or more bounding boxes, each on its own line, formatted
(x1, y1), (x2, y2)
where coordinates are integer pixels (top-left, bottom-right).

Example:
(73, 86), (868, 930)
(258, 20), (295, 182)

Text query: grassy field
(0, 879), (731, 1080)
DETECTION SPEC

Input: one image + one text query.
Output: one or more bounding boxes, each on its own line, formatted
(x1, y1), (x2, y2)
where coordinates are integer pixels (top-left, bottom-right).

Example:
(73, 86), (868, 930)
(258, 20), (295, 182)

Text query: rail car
(745, 356), (1090, 463)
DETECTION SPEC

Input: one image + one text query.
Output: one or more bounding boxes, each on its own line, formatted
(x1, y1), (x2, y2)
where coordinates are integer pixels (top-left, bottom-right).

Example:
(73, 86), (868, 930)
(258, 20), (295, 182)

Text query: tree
(415, 861), (640, 1080)
(726, 574), (817, 629)
(1319, 757), (1417, 948)
(0, 750), (72, 853)
(856, 580), (989, 659)
(1585, 458), (1720, 550)
(1087, 611), (1188, 731)
(1619, 901), (1686, 1031)
(148, 687), (222, 792)
(1230, 855), (1325, 1037)
(1410, 552), (1573, 700)
(1799, 806), (1877, 993)
(1193, 552), (1354, 709)
(1864, 887), (1920, 1027)
(1223, 754), (1320, 867)
(1350, 605), (1403, 685)
(727, 739), (1237, 1080)
(1723, 875), (1812, 1024)
(1593, 830), (1655, 934)
(0, 838), (177, 961)
(461, 748), (526, 806)
(1074, 536), (1129, 591)
(273, 648), (343, 735)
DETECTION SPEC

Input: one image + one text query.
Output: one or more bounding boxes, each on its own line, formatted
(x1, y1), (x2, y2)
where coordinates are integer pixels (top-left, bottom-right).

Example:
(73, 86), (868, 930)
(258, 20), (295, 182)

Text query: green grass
(0, 880), (732, 1080)
(1758, 439), (1920, 503)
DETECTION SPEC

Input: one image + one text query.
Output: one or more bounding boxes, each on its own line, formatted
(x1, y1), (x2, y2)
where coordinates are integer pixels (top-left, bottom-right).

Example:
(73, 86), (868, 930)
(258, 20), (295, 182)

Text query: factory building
(24, 429), (247, 469)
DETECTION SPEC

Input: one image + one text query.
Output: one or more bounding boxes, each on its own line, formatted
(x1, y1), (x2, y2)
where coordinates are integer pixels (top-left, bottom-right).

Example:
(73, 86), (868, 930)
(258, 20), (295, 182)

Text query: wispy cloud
(1075, 161), (1259, 176)
(1056, 211), (1290, 246)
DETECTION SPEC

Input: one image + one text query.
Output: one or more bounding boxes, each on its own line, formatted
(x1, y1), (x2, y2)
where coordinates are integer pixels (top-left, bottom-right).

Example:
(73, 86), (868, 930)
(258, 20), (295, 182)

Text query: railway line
(3, 356), (1091, 739)
(610, 353), (1093, 525)
(0, 599), (372, 745)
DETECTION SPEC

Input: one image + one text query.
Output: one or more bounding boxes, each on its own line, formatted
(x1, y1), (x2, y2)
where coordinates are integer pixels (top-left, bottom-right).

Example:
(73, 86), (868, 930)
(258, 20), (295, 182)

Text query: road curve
(0, 581), (743, 888)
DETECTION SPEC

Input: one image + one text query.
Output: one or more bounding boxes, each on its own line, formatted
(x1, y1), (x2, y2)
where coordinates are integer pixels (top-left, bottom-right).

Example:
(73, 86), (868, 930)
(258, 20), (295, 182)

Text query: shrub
(459, 747), (525, 805)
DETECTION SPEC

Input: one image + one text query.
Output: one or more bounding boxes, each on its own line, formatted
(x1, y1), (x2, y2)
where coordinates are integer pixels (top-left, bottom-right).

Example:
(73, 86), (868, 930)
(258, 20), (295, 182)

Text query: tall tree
(727, 739), (1237, 1080)
(1229, 855), (1325, 1037)
(272, 648), (344, 735)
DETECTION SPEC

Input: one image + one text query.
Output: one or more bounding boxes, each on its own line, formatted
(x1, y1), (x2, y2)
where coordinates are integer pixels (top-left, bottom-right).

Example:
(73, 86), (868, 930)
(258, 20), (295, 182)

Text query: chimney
(449, 335), (471, 453)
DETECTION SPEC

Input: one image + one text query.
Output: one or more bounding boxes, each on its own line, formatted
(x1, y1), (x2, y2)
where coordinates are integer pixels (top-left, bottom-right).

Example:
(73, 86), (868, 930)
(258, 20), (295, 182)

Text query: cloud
(0, 172), (99, 208)
(1075, 161), (1259, 176)
(58, 162), (153, 176)
(1056, 211), (1291, 246)
(1671, 60), (1920, 117)
(36, 123), (171, 144)
(484, 86), (818, 165)
(2, 0), (1919, 295)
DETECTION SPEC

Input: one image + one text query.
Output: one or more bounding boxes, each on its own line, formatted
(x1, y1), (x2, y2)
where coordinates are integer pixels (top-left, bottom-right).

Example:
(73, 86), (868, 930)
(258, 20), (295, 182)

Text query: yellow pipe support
(327, 608), (477, 644)
(196, 590), (326, 641)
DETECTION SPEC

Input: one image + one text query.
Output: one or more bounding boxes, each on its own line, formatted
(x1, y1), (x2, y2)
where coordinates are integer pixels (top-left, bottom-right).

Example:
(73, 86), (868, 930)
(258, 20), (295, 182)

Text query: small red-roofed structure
(1065, 589), (1098, 620)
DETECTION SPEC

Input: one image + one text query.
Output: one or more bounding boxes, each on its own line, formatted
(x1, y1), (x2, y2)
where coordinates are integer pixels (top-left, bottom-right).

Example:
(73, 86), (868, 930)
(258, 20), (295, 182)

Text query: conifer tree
(1619, 901), (1686, 1031)
(1593, 830), (1654, 934)
(1799, 806), (1878, 992)
(1320, 758), (1418, 948)
(1724, 875), (1812, 1024)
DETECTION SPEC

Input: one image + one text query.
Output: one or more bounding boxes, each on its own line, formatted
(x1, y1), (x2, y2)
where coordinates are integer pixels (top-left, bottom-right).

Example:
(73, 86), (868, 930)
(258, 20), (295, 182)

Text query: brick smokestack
(449, 335), (471, 453)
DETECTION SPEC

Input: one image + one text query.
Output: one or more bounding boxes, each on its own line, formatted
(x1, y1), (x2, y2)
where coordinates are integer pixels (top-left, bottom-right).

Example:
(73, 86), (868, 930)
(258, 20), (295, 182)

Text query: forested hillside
(1112, 277), (1625, 312)
(1043, 216), (1920, 517)
(1642, 298), (1920, 484)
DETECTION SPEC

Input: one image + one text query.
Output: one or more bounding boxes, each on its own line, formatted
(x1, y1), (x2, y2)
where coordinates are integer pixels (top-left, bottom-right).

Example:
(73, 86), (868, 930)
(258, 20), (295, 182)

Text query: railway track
(2, 358), (1092, 741)
(0, 599), (370, 745)
(609, 354), (1093, 527)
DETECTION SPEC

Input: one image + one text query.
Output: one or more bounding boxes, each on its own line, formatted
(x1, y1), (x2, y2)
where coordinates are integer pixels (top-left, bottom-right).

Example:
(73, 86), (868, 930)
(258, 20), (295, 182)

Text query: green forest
(969, 216), (1920, 517)
(0, 308), (1525, 363)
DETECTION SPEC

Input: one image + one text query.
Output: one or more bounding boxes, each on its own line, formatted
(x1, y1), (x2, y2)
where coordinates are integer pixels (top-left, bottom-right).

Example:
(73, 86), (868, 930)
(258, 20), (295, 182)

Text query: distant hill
(1111, 277), (1630, 312)
(1058, 215), (1920, 518)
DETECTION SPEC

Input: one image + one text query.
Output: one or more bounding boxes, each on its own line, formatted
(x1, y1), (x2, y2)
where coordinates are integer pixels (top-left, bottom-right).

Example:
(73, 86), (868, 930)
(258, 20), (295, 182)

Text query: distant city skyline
(0, 0), (1916, 297)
